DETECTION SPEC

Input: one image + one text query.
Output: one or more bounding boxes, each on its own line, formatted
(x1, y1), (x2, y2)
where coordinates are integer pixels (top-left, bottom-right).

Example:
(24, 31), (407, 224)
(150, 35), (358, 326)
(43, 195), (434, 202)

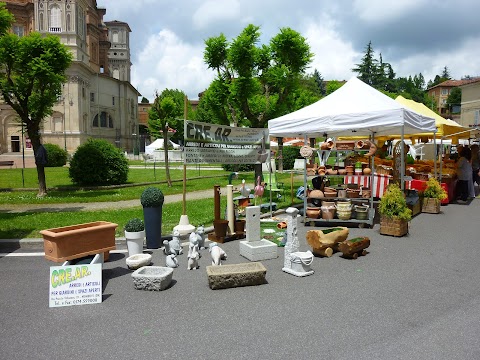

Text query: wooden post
(214, 185), (221, 220)
(182, 95), (187, 215)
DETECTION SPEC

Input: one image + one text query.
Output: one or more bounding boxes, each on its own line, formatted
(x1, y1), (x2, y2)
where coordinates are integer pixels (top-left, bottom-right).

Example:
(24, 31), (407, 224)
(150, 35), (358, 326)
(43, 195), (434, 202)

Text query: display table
(405, 179), (450, 204)
(343, 174), (391, 198)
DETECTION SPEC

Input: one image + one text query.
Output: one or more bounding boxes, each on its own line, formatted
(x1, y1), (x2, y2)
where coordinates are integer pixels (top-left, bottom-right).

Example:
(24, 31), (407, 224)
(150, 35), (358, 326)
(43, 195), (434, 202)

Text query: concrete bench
(0, 160), (15, 168)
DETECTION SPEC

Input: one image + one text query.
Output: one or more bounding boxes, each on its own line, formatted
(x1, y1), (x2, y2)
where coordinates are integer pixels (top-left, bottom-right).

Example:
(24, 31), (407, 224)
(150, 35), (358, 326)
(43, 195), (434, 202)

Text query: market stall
(268, 77), (436, 224)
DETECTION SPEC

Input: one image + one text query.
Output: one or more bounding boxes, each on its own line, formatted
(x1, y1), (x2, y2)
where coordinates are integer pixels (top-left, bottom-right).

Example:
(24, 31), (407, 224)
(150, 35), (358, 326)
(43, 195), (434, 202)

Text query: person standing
(456, 146), (472, 203)
(471, 144), (480, 194)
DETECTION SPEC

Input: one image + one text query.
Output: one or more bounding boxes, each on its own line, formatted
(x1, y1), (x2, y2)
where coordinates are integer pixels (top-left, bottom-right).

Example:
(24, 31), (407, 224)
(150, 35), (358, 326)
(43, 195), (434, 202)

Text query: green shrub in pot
(140, 187), (164, 208)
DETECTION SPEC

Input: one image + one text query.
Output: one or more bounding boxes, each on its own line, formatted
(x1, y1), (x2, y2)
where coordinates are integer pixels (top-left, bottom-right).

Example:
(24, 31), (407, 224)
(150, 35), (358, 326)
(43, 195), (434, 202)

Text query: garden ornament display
(166, 254), (179, 268)
(209, 243), (227, 266)
(187, 247), (199, 270)
(239, 179), (251, 198)
(196, 225), (206, 250)
(254, 176), (264, 205)
(188, 230), (202, 258)
(163, 229), (183, 256)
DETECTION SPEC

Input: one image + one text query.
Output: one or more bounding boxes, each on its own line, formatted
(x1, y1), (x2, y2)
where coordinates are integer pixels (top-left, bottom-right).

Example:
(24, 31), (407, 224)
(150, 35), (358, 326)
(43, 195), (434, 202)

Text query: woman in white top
(456, 146), (472, 203)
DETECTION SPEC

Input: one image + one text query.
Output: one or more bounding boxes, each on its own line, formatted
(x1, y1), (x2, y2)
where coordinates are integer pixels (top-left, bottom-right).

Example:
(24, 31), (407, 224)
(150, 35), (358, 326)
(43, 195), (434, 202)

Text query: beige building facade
(459, 79), (480, 129)
(0, 0), (139, 154)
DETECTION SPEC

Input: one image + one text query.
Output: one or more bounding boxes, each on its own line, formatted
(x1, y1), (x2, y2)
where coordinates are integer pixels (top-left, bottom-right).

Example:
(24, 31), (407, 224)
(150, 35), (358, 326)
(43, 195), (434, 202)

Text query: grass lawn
(0, 167), (305, 238)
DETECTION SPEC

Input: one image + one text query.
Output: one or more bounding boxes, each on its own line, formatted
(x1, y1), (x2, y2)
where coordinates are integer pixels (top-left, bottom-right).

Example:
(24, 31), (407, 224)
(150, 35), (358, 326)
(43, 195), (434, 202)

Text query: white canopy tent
(267, 77), (437, 220)
(268, 77), (436, 138)
(145, 138), (181, 155)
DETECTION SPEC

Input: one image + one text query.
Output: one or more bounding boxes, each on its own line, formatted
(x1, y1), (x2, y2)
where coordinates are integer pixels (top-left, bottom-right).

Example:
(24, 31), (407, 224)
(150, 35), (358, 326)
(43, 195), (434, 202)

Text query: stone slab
(239, 240), (278, 261)
(206, 262), (267, 290)
(131, 266), (173, 291)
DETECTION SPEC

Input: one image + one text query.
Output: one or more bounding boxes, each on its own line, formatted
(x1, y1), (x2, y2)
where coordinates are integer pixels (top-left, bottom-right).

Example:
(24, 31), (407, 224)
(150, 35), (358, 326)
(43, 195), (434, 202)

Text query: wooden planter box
(379, 217), (408, 237)
(41, 221), (117, 263)
(422, 198), (441, 214)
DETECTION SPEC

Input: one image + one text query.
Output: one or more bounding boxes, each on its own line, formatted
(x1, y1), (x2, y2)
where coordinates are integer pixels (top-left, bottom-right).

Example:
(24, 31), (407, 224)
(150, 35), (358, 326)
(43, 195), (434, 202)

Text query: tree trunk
(164, 127), (172, 187)
(30, 136), (47, 197)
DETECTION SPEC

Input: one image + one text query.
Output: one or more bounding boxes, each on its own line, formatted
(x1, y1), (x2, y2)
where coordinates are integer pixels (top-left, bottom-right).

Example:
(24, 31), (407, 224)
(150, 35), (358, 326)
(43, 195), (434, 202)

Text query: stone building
(0, 0), (140, 154)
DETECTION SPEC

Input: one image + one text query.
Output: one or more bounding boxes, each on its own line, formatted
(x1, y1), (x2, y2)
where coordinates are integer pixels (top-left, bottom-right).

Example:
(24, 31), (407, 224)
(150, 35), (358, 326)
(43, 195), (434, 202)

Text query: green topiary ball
(124, 218), (145, 232)
(281, 146), (301, 170)
(68, 138), (129, 186)
(141, 187), (164, 207)
(43, 143), (68, 167)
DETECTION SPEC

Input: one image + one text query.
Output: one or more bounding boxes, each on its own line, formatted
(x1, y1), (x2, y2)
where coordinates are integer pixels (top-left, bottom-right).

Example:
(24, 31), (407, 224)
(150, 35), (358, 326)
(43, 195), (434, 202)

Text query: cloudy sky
(99, 0), (480, 101)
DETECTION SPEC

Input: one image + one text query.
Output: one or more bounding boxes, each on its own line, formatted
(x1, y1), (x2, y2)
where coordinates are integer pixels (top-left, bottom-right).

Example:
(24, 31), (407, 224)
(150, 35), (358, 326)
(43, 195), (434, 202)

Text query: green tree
(141, 96), (150, 103)
(0, 2), (14, 36)
(202, 24), (313, 128)
(326, 80), (343, 95)
(446, 87), (462, 113)
(0, 14), (72, 196)
(148, 89), (189, 186)
(352, 41), (379, 86)
(312, 69), (326, 96)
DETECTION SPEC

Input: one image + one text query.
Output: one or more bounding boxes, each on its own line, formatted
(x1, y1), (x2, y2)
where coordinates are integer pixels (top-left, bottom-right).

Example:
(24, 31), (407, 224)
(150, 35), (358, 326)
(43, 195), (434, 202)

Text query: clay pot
(320, 206), (336, 220)
(308, 189), (324, 198)
(234, 220), (246, 233)
(363, 167), (372, 175)
(345, 165), (354, 175)
(356, 140), (364, 149)
(306, 207), (321, 219)
(336, 201), (352, 211)
(355, 205), (369, 220)
(326, 169), (338, 175)
(338, 169), (347, 175)
(322, 201), (336, 207)
(338, 189), (347, 198)
(337, 210), (352, 220)
(318, 169), (326, 176)
(347, 189), (360, 198)
(324, 190), (337, 198)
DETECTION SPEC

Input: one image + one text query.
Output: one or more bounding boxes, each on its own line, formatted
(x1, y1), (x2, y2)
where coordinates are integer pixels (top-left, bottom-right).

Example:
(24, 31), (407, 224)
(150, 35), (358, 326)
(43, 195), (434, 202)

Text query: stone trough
(131, 266), (173, 291)
(206, 262), (267, 290)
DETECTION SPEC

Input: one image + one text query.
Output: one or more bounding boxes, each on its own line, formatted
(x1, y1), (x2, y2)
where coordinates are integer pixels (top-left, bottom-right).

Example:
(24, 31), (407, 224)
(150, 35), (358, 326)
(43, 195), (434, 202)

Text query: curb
(0, 208), (293, 251)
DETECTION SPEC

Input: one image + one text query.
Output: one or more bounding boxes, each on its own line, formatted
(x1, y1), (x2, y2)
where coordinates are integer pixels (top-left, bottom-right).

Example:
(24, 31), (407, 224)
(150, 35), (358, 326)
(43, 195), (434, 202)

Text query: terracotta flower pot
(214, 219), (229, 238)
(306, 207), (321, 219)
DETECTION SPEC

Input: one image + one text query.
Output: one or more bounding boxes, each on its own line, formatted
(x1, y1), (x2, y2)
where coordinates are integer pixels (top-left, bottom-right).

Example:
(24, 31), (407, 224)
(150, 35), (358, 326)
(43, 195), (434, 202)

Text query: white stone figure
(196, 225), (206, 250)
(188, 231), (201, 258)
(187, 246), (199, 270)
(166, 254), (179, 268)
(209, 243), (227, 265)
(282, 207), (314, 277)
(164, 229), (183, 256)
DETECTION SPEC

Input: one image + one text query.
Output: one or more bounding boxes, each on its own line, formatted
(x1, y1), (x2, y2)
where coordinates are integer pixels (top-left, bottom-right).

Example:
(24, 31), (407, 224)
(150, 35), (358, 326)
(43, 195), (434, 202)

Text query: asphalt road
(1, 200), (479, 360)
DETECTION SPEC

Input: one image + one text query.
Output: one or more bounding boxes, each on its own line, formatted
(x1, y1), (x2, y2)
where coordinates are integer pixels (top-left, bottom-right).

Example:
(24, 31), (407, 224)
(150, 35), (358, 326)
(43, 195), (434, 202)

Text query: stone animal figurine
(209, 243), (227, 266)
(187, 246), (199, 270)
(196, 225), (206, 250)
(188, 231), (201, 258)
(163, 229), (183, 256)
(166, 254), (179, 268)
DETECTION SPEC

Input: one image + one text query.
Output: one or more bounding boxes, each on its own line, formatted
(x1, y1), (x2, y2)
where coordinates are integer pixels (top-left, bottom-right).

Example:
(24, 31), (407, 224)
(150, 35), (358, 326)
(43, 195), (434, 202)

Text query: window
(441, 89), (449, 95)
(13, 25), (24, 37)
(112, 31), (119, 43)
(82, 87), (86, 98)
(53, 116), (63, 132)
(442, 99), (447, 104)
(66, 14), (71, 32)
(93, 112), (114, 128)
(90, 92), (95, 102)
(112, 97), (115, 106)
(49, 5), (62, 32)
(113, 68), (119, 79)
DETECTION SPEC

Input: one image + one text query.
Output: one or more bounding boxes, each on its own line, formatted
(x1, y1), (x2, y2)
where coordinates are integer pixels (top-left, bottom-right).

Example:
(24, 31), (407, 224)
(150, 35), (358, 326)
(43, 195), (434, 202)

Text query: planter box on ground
(41, 221), (117, 263)
(206, 262), (267, 290)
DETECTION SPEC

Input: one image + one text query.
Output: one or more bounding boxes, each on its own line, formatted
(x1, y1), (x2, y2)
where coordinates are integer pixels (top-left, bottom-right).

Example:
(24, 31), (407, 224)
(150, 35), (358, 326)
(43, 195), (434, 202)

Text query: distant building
(459, 78), (480, 129)
(427, 79), (479, 118)
(0, 0), (140, 154)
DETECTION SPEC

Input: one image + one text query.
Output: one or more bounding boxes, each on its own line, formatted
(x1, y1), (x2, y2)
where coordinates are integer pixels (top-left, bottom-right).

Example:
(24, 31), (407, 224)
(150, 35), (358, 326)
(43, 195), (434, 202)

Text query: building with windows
(459, 79), (480, 129)
(427, 79), (478, 118)
(0, 0), (140, 154)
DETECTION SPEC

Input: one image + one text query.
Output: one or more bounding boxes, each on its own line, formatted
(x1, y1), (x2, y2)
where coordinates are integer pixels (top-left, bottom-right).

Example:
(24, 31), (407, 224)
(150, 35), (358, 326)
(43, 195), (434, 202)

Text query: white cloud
(193, 0), (241, 29)
(131, 29), (215, 101)
(302, 17), (358, 80)
(352, 0), (427, 23)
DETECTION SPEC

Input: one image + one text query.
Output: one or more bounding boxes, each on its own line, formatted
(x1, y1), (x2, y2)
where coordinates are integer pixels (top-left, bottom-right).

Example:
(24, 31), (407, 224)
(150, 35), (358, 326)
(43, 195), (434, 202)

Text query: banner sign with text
(184, 120), (269, 164)
(49, 264), (102, 308)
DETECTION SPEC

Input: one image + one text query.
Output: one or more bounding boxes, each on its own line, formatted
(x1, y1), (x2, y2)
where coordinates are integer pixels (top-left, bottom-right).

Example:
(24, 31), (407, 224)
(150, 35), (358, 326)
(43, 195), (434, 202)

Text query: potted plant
(141, 187), (164, 249)
(124, 218), (145, 257)
(421, 177), (447, 214)
(378, 184), (412, 237)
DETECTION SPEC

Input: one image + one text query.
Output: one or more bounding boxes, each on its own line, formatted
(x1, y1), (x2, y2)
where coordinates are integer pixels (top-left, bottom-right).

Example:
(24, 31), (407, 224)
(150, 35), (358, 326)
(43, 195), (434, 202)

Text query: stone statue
(163, 229), (183, 256)
(209, 243), (227, 265)
(187, 233), (200, 270)
(196, 225), (206, 250)
(166, 254), (179, 268)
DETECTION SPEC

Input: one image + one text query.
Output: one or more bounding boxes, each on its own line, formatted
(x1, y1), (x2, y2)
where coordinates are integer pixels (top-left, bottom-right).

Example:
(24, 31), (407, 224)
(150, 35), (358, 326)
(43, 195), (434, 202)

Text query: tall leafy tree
(0, 2), (13, 36)
(312, 69), (326, 96)
(141, 96), (150, 103)
(446, 87), (462, 113)
(352, 41), (379, 86)
(202, 24), (313, 128)
(148, 89), (189, 186)
(0, 8), (72, 196)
